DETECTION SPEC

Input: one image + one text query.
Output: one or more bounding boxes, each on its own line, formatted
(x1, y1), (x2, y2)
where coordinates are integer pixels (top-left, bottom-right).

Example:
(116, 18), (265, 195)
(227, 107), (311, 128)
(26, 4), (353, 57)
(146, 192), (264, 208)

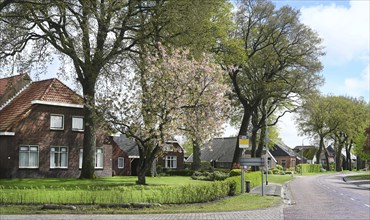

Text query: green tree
(0, 0), (231, 179)
(226, 0), (324, 165)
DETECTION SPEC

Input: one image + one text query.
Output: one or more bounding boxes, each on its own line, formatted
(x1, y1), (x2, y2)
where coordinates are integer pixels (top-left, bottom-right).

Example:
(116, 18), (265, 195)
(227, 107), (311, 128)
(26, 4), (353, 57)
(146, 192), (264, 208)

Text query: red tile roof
(0, 74), (28, 98)
(0, 77), (83, 131)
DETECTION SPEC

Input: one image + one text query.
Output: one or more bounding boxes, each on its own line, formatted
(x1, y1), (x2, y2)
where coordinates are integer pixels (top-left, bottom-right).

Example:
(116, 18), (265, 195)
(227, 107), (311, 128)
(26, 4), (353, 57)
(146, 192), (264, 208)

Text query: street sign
(239, 135), (249, 148)
(240, 158), (264, 166)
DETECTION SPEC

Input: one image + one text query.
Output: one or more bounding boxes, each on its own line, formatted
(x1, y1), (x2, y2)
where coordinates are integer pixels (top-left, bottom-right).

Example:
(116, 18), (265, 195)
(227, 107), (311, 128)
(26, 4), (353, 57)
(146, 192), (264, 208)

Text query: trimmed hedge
(165, 169), (194, 176)
(227, 171), (262, 193)
(297, 164), (321, 173)
(0, 179), (237, 205)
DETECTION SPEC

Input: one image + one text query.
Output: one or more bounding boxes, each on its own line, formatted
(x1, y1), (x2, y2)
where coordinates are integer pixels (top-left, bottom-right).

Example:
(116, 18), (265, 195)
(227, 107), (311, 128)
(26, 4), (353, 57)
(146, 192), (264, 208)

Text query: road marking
(350, 198), (355, 201)
(340, 193), (344, 196)
(365, 204), (370, 208)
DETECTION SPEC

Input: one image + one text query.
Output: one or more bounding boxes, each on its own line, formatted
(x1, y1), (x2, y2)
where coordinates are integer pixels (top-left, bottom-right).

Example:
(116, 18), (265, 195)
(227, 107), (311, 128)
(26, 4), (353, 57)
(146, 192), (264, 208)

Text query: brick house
(111, 134), (184, 176)
(0, 74), (112, 178)
(270, 141), (300, 170)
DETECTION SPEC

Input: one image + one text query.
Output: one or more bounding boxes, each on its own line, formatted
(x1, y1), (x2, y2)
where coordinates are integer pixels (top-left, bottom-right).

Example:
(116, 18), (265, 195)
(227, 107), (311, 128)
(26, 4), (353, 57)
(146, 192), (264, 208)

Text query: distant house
(186, 137), (276, 169)
(111, 134), (185, 176)
(294, 145), (335, 165)
(186, 137), (237, 169)
(270, 142), (300, 170)
(0, 74), (112, 178)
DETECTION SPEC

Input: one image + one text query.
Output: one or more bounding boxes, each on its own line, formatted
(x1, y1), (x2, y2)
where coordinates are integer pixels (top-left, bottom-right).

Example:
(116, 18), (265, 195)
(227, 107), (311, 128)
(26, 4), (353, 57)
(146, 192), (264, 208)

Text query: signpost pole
(241, 167), (245, 193)
(261, 168), (264, 196)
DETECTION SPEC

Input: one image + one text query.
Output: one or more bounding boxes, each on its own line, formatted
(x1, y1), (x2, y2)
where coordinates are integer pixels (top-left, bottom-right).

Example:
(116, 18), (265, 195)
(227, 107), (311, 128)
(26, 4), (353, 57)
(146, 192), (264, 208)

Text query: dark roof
(113, 134), (140, 157)
(0, 76), (82, 131)
(187, 137), (237, 163)
(270, 141), (299, 157)
(113, 134), (183, 157)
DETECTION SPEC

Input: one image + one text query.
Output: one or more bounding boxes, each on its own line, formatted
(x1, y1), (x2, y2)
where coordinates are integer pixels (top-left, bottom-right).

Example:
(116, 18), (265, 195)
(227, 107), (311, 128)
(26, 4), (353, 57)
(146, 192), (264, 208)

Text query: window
(50, 114), (64, 130)
(118, 157), (124, 169)
(72, 116), (84, 131)
(281, 160), (286, 169)
(165, 156), (177, 169)
(50, 146), (68, 168)
(79, 148), (104, 169)
(19, 145), (39, 168)
(95, 148), (104, 168)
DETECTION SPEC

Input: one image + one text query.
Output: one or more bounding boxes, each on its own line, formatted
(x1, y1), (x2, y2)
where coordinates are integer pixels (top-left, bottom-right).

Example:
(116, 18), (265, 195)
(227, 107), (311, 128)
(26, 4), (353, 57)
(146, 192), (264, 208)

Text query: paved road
(284, 173), (370, 220)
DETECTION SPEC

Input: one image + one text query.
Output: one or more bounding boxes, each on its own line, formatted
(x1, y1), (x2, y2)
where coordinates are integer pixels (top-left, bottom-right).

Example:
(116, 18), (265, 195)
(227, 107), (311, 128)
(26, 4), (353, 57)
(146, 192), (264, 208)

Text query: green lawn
(346, 173), (370, 180)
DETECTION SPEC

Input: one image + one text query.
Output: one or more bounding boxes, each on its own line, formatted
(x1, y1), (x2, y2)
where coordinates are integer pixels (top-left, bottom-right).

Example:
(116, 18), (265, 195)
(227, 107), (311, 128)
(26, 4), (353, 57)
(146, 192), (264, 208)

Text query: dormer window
(50, 114), (64, 130)
(72, 116), (84, 131)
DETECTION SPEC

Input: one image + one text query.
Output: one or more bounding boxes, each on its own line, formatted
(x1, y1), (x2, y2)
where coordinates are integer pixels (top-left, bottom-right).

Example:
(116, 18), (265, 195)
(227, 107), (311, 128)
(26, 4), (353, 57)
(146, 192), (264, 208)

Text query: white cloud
(343, 64), (370, 98)
(277, 112), (310, 148)
(300, 0), (370, 65)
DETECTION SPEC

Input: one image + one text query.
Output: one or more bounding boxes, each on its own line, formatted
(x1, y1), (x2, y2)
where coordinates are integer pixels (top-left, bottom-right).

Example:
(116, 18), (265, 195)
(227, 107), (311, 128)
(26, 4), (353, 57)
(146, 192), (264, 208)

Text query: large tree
(225, 0), (324, 165)
(0, 0), (231, 179)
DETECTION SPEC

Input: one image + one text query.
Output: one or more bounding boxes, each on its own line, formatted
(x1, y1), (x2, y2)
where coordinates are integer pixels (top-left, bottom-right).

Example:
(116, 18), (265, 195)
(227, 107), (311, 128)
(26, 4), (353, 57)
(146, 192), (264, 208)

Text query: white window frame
(19, 145), (39, 168)
(72, 116), (84, 131)
(50, 146), (68, 168)
(95, 148), (104, 169)
(118, 157), (124, 169)
(165, 156), (177, 169)
(79, 148), (104, 169)
(50, 114), (64, 130)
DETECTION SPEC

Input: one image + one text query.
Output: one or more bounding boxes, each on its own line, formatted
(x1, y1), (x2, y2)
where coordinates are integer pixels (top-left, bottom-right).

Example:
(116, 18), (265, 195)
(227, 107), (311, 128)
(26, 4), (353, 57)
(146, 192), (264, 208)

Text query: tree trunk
(316, 144), (322, 164)
(79, 87), (97, 179)
(324, 148), (330, 171)
(346, 147), (351, 171)
(231, 108), (251, 167)
(256, 125), (266, 158)
(137, 166), (147, 185)
(250, 128), (258, 171)
(191, 139), (201, 170)
(356, 155), (362, 170)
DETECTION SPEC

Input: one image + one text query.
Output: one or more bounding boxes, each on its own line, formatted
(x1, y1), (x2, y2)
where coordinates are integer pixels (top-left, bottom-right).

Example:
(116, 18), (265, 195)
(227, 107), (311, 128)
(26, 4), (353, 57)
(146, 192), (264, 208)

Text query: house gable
(0, 77), (82, 132)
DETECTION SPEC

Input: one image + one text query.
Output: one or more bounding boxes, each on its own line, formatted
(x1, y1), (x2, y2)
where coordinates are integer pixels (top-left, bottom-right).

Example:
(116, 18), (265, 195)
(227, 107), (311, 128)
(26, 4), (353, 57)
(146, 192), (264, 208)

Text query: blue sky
(272, 0), (370, 147)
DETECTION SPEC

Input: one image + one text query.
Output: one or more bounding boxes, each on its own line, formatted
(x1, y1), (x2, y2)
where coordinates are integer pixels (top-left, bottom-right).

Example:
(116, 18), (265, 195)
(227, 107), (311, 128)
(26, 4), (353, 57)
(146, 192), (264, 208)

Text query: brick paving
(0, 205), (284, 220)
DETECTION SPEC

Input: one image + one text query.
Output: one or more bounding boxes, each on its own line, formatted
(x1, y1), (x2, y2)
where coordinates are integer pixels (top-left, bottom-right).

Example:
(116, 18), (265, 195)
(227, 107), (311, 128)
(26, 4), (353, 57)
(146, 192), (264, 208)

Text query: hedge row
(0, 179), (237, 205)
(227, 171), (262, 193)
(297, 164), (321, 173)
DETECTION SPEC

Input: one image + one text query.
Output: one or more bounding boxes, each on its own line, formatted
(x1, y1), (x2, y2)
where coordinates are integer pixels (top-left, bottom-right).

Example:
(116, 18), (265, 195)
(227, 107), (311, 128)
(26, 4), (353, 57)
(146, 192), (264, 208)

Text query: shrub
(165, 169), (194, 176)
(191, 170), (229, 181)
(271, 168), (279, 174)
(276, 164), (284, 170)
(279, 170), (286, 175)
(285, 171), (294, 175)
(214, 171), (229, 181)
(229, 169), (242, 177)
(200, 161), (212, 171)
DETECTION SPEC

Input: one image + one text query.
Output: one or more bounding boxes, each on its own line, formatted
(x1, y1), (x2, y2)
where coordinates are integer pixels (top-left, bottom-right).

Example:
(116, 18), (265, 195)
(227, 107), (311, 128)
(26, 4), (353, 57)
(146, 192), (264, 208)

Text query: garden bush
(229, 169), (242, 177)
(165, 169), (194, 176)
(191, 171), (229, 181)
